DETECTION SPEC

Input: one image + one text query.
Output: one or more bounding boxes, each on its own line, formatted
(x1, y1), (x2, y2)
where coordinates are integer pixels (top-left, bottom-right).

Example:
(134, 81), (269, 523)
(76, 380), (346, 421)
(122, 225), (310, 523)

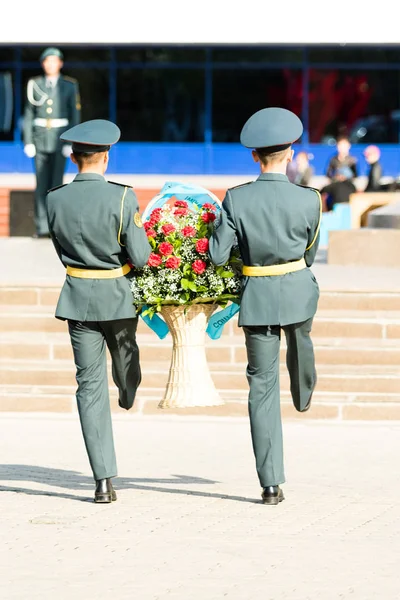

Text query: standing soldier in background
(209, 108), (321, 506)
(23, 47), (80, 238)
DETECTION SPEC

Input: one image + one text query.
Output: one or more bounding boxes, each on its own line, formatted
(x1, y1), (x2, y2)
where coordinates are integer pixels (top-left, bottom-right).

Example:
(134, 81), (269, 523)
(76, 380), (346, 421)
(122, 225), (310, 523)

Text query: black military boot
(94, 478), (117, 503)
(261, 486), (285, 505)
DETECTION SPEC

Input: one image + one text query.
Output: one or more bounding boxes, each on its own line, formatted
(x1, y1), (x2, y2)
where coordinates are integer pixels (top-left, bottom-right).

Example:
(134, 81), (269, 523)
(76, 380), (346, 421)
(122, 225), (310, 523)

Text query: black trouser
(34, 150), (66, 235)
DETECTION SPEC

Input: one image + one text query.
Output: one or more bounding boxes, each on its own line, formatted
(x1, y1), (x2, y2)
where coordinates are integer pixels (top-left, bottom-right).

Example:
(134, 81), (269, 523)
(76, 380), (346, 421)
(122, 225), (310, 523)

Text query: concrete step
(2, 305), (400, 339)
(2, 332), (400, 366)
(2, 285), (400, 312)
(1, 360), (400, 394)
(2, 384), (400, 420)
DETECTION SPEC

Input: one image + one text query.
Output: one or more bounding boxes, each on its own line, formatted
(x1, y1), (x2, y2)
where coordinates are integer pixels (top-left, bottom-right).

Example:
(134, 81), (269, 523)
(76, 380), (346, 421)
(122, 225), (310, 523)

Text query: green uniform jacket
(46, 173), (151, 321)
(209, 173), (320, 327)
(23, 75), (81, 153)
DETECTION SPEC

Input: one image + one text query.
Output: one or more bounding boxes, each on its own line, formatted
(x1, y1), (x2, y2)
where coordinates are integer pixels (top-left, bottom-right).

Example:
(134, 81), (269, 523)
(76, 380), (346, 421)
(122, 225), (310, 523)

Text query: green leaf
(181, 278), (190, 290)
(221, 271), (235, 278)
(187, 281), (197, 292)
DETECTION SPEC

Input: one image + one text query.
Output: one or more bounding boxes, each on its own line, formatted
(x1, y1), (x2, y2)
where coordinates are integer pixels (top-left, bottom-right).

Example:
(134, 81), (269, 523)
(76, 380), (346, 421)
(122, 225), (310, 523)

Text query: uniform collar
(257, 173), (289, 182)
(73, 173), (106, 182)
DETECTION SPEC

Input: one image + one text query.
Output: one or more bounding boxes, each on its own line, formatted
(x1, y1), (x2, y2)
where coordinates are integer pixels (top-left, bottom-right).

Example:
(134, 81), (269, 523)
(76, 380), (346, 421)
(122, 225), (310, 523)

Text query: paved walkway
(1, 414), (399, 599)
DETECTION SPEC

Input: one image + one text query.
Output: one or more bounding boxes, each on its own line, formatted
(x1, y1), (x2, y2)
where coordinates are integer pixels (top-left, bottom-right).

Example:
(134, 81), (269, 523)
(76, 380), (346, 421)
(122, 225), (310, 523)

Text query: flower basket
(130, 182), (241, 408)
(159, 304), (223, 408)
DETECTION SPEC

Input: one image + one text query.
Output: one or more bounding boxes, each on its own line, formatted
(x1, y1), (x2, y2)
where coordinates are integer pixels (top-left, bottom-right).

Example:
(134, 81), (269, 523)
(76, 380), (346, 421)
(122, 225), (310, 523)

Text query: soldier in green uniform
(209, 108), (321, 505)
(24, 47), (80, 237)
(46, 119), (151, 503)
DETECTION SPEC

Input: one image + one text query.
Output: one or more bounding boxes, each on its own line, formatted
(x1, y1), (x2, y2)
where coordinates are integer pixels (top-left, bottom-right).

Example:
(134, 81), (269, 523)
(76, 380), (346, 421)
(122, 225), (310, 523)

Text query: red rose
(201, 212), (216, 223)
(146, 229), (157, 238)
(143, 221), (152, 231)
(174, 207), (189, 217)
(182, 226), (196, 238)
(147, 253), (162, 267)
(158, 242), (174, 256)
(195, 238), (209, 254)
(174, 200), (188, 208)
(161, 224), (176, 236)
(192, 259), (207, 275)
(165, 256), (181, 269)
(149, 208), (162, 225)
(203, 203), (217, 212)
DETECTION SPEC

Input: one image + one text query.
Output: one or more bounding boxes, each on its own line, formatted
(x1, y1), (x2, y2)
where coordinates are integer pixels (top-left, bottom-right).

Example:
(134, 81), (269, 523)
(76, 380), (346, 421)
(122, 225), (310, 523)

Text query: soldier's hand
(62, 145), (72, 158)
(24, 144), (36, 158)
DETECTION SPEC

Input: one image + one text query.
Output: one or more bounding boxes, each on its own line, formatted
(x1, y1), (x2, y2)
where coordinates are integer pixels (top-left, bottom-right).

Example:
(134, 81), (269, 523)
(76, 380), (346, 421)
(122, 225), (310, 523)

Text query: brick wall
(0, 189), (10, 237)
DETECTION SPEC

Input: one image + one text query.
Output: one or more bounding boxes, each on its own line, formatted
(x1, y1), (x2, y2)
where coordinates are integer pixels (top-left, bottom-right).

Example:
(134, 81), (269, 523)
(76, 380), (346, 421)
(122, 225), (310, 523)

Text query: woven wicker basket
(158, 304), (224, 408)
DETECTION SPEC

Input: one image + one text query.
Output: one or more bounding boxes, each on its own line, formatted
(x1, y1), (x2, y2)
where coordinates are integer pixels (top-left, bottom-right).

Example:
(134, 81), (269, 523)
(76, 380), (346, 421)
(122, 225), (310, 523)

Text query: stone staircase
(1, 285), (400, 419)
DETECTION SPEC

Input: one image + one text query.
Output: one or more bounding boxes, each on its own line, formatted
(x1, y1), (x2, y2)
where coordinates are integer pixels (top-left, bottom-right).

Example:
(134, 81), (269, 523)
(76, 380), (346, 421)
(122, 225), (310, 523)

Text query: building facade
(1, 44), (400, 176)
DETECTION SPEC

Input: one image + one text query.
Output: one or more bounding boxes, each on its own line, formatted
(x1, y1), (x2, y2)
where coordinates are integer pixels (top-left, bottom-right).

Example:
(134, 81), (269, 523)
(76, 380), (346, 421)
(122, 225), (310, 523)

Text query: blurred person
(294, 151), (313, 186)
(364, 145), (383, 192)
(321, 137), (358, 210)
(326, 136), (358, 181)
(23, 47), (80, 238)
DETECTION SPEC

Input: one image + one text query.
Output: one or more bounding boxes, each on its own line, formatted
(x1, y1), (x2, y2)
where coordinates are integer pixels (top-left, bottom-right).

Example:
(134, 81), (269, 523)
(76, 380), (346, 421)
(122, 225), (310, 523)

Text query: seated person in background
(287, 151), (313, 186)
(364, 145), (383, 192)
(320, 166), (357, 211)
(321, 137), (358, 210)
(326, 136), (358, 181)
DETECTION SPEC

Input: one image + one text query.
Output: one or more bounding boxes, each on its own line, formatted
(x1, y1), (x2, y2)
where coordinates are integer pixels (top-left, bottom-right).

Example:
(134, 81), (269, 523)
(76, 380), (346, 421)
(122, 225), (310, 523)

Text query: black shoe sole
(94, 493), (113, 504)
(262, 494), (285, 505)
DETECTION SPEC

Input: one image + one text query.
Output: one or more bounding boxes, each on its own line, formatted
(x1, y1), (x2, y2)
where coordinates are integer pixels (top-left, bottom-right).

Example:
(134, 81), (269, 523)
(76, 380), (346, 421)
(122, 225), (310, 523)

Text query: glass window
(308, 69), (400, 143)
(212, 47), (303, 64)
(0, 71), (14, 140)
(117, 68), (205, 141)
(65, 68), (110, 120)
(116, 46), (205, 63)
(212, 69), (303, 142)
(21, 46), (110, 63)
(308, 46), (400, 64)
(0, 46), (15, 62)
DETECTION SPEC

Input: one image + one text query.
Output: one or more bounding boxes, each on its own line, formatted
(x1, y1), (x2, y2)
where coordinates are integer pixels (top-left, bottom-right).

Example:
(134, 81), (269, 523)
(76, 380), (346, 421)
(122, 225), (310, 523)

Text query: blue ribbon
(140, 307), (170, 339)
(206, 302), (241, 340)
(142, 181), (221, 221)
(140, 301), (241, 340)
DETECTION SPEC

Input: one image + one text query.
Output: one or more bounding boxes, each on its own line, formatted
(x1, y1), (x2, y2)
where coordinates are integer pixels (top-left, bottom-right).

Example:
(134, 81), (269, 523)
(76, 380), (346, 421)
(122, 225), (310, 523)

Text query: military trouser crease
(244, 318), (316, 488)
(68, 318), (141, 481)
(34, 150), (66, 235)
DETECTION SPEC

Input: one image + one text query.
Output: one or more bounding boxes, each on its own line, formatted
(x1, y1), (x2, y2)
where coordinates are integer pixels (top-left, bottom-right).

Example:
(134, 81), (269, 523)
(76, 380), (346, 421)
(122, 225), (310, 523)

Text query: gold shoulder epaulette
(63, 75), (77, 84)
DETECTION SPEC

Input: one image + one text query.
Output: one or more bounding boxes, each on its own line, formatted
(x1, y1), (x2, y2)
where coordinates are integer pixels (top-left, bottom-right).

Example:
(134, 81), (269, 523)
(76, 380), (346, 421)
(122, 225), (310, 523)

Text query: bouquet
(130, 198), (241, 317)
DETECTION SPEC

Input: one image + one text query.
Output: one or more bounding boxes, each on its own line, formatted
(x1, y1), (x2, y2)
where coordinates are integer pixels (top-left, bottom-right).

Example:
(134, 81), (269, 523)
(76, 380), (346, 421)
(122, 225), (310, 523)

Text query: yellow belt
(66, 264), (131, 279)
(242, 258), (306, 277)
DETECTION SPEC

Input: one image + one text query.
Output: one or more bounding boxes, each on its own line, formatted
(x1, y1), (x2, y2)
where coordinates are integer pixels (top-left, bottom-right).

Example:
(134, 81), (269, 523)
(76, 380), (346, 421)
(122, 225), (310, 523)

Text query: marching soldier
(46, 119), (151, 503)
(209, 108), (321, 505)
(24, 47), (80, 237)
